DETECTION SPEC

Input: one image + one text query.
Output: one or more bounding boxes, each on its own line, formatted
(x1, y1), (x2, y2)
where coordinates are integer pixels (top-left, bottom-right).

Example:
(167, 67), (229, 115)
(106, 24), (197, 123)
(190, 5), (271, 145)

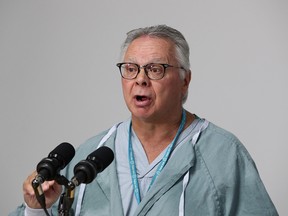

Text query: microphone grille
(89, 146), (114, 171)
(50, 142), (75, 166)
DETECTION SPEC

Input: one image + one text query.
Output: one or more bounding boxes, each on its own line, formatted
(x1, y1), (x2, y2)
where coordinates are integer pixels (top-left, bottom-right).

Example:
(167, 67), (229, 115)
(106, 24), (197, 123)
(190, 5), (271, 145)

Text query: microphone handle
(58, 184), (75, 216)
(31, 179), (50, 216)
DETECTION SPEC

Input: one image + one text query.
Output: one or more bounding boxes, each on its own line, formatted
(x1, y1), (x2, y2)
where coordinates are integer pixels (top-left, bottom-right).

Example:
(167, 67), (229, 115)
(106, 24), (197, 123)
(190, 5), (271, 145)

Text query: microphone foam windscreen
(89, 146), (114, 170)
(50, 142), (75, 166)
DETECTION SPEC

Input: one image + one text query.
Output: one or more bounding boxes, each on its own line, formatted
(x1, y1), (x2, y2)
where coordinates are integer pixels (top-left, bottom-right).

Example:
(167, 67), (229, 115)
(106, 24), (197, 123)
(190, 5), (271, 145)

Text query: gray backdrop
(1, 0), (287, 215)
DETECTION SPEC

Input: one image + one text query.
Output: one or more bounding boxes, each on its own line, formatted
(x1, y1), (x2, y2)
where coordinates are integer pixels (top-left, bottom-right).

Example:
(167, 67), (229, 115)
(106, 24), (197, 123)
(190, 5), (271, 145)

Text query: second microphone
(70, 146), (114, 187)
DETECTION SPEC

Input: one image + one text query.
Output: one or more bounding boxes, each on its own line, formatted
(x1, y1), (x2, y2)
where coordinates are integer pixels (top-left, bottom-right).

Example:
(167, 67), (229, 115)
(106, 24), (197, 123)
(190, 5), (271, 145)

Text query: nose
(136, 68), (149, 86)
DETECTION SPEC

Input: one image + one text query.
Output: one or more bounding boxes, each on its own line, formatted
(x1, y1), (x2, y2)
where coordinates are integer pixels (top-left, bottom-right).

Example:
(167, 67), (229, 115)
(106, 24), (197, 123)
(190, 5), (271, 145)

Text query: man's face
(121, 36), (190, 122)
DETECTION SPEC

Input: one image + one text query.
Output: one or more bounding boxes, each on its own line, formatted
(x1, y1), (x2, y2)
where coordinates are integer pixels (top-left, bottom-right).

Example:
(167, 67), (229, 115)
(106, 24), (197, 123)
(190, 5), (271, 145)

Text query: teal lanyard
(128, 110), (186, 204)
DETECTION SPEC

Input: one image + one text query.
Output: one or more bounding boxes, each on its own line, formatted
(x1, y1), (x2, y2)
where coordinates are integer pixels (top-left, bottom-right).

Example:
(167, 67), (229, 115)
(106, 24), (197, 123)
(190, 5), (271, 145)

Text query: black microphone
(31, 142), (75, 216)
(70, 146), (114, 187)
(34, 142), (75, 183)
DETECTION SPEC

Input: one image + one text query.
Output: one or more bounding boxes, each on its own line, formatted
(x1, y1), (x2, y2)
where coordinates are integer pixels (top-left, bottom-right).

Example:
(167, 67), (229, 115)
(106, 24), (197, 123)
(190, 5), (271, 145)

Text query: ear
(182, 69), (191, 93)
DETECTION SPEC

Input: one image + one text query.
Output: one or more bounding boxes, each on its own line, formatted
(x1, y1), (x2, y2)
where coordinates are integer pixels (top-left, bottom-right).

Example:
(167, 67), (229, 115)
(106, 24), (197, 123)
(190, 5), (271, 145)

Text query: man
(10, 24), (278, 215)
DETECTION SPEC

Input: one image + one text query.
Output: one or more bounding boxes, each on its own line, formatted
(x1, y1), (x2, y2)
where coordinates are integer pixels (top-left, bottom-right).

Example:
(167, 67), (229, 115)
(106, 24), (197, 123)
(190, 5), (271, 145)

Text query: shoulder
(203, 122), (241, 145)
(192, 120), (279, 215)
(63, 126), (117, 179)
(195, 121), (256, 176)
(76, 129), (112, 154)
(198, 121), (253, 160)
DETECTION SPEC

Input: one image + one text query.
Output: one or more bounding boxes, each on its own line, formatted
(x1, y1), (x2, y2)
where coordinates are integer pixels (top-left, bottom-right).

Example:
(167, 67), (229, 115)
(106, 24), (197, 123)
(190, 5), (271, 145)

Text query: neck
(131, 110), (194, 163)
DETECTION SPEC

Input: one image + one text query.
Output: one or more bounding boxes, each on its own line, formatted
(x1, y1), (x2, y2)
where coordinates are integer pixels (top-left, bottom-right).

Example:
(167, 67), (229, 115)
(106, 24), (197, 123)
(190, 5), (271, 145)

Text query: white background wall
(1, 0), (287, 215)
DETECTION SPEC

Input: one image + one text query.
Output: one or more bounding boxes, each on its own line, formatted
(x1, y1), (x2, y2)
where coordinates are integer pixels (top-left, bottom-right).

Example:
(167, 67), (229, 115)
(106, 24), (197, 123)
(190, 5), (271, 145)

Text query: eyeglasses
(116, 62), (184, 80)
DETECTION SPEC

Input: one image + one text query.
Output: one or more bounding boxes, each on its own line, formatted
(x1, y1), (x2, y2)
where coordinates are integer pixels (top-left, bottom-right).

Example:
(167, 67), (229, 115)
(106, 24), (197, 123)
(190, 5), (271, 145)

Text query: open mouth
(136, 95), (149, 102)
(134, 95), (152, 107)
(135, 95), (150, 102)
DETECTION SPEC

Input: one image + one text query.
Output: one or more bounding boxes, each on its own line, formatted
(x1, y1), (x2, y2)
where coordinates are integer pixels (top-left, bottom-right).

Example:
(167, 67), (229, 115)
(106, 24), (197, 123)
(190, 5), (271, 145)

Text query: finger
(23, 171), (38, 196)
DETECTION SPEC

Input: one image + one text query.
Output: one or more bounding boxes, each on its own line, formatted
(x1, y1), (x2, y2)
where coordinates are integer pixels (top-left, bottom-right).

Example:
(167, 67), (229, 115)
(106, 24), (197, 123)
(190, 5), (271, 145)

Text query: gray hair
(120, 24), (191, 103)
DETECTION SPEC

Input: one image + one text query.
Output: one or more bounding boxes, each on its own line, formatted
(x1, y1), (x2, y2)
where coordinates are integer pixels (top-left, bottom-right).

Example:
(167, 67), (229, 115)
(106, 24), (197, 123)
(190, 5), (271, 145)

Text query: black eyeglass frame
(116, 62), (185, 80)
